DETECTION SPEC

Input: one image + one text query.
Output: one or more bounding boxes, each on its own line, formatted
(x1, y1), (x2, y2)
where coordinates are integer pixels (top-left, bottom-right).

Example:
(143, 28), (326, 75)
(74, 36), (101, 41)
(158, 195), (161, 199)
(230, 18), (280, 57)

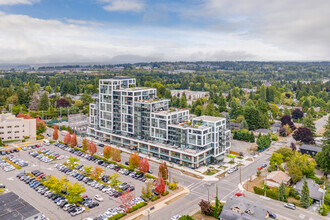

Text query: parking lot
(0, 143), (152, 220)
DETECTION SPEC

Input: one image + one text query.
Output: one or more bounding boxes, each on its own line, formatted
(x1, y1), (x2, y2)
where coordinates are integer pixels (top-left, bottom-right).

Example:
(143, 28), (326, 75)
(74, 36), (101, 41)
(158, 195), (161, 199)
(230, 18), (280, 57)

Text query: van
(42, 139), (50, 146)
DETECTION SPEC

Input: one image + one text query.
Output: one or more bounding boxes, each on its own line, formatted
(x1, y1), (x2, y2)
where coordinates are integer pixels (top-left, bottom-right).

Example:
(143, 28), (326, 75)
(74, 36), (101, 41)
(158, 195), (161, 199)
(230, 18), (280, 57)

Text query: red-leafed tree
(88, 141), (97, 155)
(129, 152), (140, 170)
(71, 132), (77, 147)
(155, 176), (165, 195)
(118, 190), (134, 212)
(53, 126), (59, 141)
(56, 98), (71, 108)
(158, 162), (169, 180)
(103, 145), (112, 160)
(63, 132), (71, 145)
(293, 127), (314, 144)
(139, 157), (149, 174)
(112, 148), (121, 162)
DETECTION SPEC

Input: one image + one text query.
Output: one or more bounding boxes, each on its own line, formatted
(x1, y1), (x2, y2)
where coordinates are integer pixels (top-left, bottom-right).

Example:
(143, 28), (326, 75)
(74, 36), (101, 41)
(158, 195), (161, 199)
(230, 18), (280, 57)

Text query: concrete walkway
(126, 187), (190, 220)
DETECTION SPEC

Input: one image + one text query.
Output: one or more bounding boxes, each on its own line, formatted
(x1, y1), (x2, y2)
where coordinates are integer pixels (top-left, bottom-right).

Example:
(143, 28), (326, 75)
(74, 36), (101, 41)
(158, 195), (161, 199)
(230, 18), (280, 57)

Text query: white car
(94, 195), (104, 202)
(171, 215), (181, 220)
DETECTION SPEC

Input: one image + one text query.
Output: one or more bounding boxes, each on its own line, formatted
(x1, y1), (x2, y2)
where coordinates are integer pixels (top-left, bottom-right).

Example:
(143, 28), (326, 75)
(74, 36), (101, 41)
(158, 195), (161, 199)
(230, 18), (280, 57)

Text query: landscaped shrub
(145, 174), (156, 179)
(178, 215), (195, 220)
(151, 196), (160, 201)
(126, 202), (147, 213)
(253, 186), (264, 195)
(162, 191), (169, 196)
(109, 213), (126, 220)
(169, 183), (177, 190)
(266, 189), (278, 200)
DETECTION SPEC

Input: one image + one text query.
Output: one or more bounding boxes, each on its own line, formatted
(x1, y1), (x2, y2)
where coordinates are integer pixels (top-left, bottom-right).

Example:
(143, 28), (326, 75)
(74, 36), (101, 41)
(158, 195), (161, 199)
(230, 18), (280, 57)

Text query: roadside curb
(126, 186), (190, 220)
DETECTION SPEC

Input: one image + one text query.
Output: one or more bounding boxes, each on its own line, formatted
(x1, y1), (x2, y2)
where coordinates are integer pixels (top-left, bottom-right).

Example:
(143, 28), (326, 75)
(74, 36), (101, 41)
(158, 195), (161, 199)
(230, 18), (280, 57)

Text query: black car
(98, 144), (104, 147)
(125, 161), (129, 165)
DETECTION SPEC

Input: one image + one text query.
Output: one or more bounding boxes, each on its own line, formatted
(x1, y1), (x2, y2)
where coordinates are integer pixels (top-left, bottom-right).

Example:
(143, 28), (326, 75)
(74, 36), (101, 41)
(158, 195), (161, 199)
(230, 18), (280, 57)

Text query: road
(144, 133), (328, 220)
(43, 115), (329, 220)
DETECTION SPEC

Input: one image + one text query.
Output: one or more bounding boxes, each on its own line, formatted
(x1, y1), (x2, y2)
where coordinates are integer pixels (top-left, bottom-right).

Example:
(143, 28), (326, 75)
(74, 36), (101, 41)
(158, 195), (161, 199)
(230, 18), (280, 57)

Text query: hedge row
(109, 213), (126, 220)
(151, 196), (160, 201)
(162, 191), (169, 196)
(253, 186), (277, 200)
(126, 202), (147, 213)
(3, 158), (21, 169)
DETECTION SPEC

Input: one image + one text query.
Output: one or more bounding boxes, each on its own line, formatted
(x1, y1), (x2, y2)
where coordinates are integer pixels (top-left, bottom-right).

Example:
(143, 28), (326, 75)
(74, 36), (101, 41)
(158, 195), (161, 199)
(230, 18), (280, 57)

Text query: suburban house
(294, 178), (324, 202)
(270, 123), (281, 134)
(266, 171), (291, 187)
(219, 196), (271, 220)
(255, 129), (271, 135)
(298, 145), (321, 157)
(230, 123), (241, 131)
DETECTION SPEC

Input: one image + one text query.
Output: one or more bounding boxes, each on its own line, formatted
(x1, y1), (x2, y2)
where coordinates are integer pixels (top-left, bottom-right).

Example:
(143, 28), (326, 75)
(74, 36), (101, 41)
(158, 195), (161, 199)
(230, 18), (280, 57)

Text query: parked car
(284, 203), (296, 210)
(235, 192), (245, 197)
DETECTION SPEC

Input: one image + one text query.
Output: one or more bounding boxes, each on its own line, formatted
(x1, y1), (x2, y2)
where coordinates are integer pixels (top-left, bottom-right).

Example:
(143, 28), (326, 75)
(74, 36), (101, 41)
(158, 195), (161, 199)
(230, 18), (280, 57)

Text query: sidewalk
(126, 186), (190, 220)
(89, 137), (220, 181)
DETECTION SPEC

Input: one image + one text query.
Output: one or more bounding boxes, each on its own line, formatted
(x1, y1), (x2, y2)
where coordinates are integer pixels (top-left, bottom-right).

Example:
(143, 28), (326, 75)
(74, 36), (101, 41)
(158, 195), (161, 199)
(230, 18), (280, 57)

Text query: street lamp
(204, 183), (214, 202)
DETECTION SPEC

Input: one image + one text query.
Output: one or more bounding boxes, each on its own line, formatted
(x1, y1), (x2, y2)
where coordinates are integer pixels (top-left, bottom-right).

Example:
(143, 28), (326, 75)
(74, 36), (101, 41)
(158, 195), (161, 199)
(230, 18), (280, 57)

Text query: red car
(235, 192), (245, 197)
(257, 166), (263, 170)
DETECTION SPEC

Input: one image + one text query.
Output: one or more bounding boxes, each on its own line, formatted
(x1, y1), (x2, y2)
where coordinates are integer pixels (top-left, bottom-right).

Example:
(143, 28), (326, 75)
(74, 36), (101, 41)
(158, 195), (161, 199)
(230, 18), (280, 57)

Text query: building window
(7, 126), (12, 128)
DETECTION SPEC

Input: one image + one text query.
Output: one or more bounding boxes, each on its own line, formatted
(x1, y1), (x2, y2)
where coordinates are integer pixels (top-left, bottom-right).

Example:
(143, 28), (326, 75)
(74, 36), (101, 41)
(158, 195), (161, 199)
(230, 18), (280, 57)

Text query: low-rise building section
(0, 113), (36, 141)
(170, 89), (209, 105)
(0, 192), (41, 220)
(266, 171), (291, 188)
(88, 77), (231, 168)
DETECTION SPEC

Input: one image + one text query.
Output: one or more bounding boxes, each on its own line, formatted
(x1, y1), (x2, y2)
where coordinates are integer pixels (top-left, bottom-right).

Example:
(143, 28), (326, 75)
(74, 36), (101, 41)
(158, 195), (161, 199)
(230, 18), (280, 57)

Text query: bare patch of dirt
(243, 175), (265, 193)
(192, 210), (218, 220)
(180, 170), (203, 179)
(215, 172), (226, 179)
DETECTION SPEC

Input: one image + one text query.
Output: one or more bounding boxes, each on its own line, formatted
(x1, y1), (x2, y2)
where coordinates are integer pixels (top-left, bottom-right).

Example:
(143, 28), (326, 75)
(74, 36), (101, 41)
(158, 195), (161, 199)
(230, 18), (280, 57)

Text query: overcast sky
(0, 0), (329, 64)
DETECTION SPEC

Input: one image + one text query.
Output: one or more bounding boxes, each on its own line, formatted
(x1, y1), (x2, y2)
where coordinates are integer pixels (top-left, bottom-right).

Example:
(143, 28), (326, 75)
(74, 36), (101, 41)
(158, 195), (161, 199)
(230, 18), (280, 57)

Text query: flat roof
(0, 192), (40, 220)
(155, 109), (188, 115)
(193, 115), (225, 122)
(122, 87), (155, 92)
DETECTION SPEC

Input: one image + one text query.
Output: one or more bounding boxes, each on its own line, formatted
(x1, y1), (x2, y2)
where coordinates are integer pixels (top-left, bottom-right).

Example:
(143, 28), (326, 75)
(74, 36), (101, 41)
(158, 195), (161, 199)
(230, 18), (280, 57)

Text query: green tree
(39, 92), (49, 111)
(179, 93), (188, 108)
(66, 182), (86, 203)
(215, 94), (227, 112)
(270, 104), (279, 118)
(278, 182), (287, 202)
(229, 99), (239, 119)
(315, 115), (330, 173)
(83, 166), (93, 175)
(36, 122), (46, 135)
(256, 99), (268, 114)
(300, 177), (310, 208)
(240, 120), (249, 130)
(257, 134), (271, 150)
(82, 138), (88, 152)
(0, 138), (2, 147)
(302, 115), (316, 136)
(260, 85), (267, 102)
(270, 152), (283, 167)
(81, 93), (93, 105)
(244, 106), (260, 130)
(110, 173), (121, 187)
(68, 156), (80, 169)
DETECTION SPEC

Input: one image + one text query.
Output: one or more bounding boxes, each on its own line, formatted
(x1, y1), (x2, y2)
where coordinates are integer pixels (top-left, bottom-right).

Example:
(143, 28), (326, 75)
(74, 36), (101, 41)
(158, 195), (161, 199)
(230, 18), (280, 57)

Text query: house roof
(266, 171), (291, 184)
(255, 129), (271, 134)
(0, 192), (40, 220)
(294, 178), (323, 200)
(299, 145), (322, 152)
(219, 196), (268, 220)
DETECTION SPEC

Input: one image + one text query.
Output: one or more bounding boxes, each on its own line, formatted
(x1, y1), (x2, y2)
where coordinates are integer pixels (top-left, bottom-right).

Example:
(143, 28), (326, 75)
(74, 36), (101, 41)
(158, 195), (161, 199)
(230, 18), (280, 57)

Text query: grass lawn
(243, 175), (264, 193)
(203, 168), (220, 176)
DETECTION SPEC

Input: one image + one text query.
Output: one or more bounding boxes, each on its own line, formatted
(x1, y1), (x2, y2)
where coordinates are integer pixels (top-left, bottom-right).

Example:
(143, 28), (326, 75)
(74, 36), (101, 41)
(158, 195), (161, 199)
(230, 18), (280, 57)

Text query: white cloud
(0, 0), (40, 5)
(99, 0), (145, 12)
(185, 0), (330, 60)
(0, 12), (319, 64)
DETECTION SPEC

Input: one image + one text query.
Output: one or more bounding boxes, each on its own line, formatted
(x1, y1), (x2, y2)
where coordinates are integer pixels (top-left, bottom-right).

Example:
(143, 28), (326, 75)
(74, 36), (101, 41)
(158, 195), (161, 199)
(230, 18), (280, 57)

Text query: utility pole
(239, 166), (242, 185)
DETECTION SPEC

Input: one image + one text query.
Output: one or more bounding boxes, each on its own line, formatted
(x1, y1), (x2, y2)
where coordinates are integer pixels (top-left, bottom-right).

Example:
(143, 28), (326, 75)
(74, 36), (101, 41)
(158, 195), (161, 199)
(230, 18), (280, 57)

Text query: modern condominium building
(88, 76), (231, 168)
